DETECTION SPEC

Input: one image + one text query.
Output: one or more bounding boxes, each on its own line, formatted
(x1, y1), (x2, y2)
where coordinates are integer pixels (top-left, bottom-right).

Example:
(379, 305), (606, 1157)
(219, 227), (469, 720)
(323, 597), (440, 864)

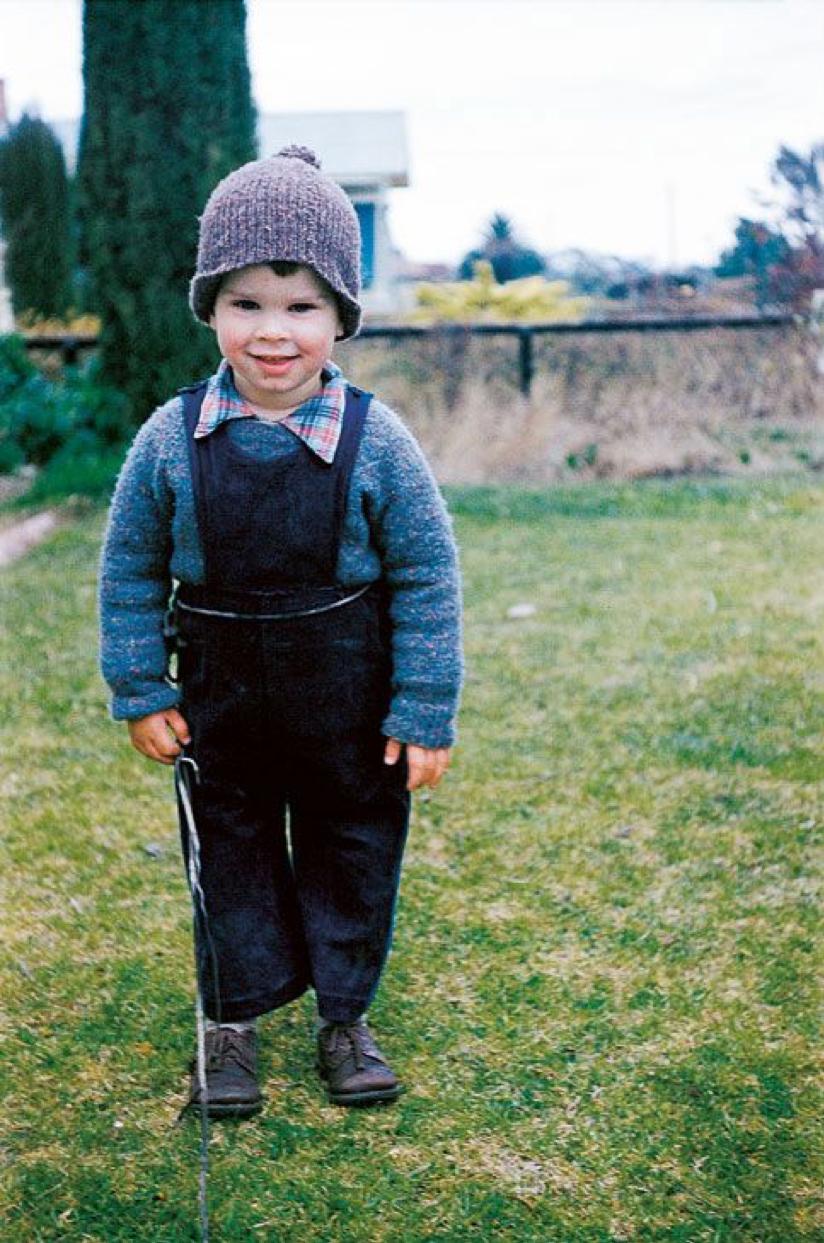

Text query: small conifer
(0, 114), (74, 318)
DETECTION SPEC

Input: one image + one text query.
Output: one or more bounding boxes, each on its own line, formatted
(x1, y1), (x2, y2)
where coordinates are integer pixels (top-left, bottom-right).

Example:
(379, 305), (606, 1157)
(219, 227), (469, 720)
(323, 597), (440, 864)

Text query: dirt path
(0, 511), (60, 567)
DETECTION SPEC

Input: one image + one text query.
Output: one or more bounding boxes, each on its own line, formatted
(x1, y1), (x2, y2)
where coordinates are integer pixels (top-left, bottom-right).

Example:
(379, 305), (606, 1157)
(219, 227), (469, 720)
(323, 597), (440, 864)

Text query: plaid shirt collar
(193, 358), (347, 464)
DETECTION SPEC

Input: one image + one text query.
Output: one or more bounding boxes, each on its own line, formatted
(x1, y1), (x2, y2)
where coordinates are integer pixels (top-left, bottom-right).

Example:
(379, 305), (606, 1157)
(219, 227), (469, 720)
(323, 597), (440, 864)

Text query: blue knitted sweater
(98, 379), (463, 749)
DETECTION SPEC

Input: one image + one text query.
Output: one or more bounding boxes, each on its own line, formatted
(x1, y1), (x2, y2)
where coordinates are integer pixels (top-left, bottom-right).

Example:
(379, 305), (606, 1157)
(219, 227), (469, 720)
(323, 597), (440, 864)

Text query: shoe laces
(207, 1027), (256, 1075)
(324, 1023), (381, 1071)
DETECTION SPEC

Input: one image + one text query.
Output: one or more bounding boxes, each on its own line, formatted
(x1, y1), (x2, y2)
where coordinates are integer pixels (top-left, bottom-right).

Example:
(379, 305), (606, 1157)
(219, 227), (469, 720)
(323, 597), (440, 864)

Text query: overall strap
(331, 385), (372, 567)
(180, 382), (212, 580)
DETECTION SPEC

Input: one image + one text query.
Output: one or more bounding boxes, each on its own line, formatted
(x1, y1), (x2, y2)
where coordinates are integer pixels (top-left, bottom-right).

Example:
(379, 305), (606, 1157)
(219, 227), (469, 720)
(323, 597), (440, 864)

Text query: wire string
(175, 754), (219, 1243)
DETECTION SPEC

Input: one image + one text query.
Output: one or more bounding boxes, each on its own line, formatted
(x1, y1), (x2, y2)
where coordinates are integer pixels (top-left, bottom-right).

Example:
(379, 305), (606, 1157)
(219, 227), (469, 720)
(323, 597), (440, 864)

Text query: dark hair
(269, 260), (335, 299)
(269, 260), (303, 278)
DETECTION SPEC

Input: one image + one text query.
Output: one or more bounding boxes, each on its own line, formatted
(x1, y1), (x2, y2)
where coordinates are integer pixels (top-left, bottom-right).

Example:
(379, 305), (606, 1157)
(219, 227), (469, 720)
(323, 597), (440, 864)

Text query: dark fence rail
(359, 315), (799, 396)
(23, 314), (799, 397)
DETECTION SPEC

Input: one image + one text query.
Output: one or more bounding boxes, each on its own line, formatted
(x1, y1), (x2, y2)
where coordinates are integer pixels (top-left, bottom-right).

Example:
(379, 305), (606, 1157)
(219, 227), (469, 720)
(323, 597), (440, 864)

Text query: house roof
(257, 110), (409, 188)
(40, 109), (410, 188)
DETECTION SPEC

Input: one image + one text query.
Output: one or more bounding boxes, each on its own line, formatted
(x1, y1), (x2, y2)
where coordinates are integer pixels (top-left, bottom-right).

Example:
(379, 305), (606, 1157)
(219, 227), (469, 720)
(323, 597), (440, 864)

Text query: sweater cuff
(111, 683), (181, 722)
(383, 699), (458, 750)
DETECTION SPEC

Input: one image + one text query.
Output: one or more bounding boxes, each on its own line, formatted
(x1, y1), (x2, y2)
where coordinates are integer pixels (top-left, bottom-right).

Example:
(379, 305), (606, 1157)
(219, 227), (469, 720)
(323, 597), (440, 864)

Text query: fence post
(518, 328), (534, 398)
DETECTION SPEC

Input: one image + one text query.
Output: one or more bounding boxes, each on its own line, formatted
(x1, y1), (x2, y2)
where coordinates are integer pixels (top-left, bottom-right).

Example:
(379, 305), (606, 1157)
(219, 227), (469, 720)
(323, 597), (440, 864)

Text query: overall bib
(176, 383), (410, 1024)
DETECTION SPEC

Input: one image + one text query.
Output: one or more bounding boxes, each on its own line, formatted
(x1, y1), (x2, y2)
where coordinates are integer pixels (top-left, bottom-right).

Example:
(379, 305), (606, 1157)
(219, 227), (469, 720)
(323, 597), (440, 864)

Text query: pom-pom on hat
(189, 145), (362, 339)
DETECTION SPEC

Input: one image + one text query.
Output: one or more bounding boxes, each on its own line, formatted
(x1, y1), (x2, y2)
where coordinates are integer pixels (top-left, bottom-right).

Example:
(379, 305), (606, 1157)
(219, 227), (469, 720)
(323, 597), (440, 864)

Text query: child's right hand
(127, 709), (191, 764)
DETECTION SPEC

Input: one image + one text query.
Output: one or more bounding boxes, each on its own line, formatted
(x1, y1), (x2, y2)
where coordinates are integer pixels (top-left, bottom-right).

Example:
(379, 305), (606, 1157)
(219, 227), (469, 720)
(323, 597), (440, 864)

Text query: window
(354, 202), (375, 289)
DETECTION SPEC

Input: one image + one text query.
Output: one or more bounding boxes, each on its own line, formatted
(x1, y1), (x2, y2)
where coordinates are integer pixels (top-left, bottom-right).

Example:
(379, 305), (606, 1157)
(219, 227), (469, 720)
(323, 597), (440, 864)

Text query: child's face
(210, 264), (343, 414)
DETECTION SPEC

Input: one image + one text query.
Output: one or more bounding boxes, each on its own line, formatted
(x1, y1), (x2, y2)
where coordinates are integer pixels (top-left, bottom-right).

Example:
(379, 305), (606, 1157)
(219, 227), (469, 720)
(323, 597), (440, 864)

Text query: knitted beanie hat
(189, 145), (362, 339)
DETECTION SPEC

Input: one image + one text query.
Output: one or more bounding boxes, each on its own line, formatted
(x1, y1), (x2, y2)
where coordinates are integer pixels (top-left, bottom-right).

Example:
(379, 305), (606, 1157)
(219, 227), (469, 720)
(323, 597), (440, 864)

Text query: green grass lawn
(1, 477), (822, 1242)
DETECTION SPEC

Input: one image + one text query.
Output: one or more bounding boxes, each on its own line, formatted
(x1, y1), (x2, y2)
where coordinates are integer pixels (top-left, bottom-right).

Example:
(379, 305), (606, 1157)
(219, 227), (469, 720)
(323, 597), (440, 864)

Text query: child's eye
(290, 302), (317, 313)
(232, 298), (259, 311)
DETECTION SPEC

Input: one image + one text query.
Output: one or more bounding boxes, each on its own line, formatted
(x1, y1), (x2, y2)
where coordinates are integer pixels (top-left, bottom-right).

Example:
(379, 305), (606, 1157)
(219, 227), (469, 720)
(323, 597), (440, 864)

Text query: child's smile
(210, 264), (343, 415)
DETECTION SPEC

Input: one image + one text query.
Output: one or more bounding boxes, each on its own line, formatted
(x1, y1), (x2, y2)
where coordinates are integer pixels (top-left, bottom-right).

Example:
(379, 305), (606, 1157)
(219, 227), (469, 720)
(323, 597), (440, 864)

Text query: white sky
(1, 0), (822, 269)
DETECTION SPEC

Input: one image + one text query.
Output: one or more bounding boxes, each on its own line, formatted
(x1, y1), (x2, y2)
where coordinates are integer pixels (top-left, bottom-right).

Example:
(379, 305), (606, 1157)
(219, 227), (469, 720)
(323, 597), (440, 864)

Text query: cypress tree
(0, 114), (74, 318)
(77, 0), (256, 422)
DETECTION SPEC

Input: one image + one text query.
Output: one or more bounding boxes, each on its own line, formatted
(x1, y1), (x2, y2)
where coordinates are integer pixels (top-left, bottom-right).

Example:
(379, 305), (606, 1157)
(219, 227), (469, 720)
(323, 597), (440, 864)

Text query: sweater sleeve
(363, 404), (463, 749)
(98, 404), (180, 720)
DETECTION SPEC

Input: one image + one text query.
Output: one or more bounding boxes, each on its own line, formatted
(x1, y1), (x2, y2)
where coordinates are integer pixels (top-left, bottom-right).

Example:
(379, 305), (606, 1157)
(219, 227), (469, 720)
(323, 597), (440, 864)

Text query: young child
(99, 146), (462, 1115)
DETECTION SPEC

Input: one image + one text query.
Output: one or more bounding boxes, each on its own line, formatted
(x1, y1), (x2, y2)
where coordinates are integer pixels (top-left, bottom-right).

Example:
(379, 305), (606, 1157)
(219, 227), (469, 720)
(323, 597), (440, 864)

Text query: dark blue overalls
(175, 383), (410, 1025)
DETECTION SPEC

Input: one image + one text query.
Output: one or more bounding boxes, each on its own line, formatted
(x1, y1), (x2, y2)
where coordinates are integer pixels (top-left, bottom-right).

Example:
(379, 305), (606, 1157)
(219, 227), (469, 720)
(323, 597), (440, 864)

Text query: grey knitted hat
(190, 145), (362, 339)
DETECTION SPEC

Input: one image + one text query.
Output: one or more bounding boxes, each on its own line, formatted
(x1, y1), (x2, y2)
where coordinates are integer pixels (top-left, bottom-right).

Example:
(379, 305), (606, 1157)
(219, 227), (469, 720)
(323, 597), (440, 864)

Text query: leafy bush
(0, 333), (36, 401)
(26, 443), (126, 503)
(0, 334), (131, 481)
(59, 359), (132, 447)
(0, 335), (37, 470)
(1, 374), (76, 465)
(0, 432), (25, 474)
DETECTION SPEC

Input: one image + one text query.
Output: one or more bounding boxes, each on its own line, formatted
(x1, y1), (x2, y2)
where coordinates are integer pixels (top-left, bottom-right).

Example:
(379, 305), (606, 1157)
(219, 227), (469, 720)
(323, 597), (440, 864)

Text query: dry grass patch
(337, 327), (824, 485)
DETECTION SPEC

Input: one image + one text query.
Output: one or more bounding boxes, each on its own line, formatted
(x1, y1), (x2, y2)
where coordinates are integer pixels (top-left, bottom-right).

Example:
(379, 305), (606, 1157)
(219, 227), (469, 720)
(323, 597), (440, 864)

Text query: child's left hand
(384, 738), (451, 791)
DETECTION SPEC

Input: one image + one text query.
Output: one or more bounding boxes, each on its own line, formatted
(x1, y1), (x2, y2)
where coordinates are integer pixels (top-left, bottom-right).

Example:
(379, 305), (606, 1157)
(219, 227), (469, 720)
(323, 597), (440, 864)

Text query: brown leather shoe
(189, 1026), (263, 1118)
(317, 1021), (402, 1106)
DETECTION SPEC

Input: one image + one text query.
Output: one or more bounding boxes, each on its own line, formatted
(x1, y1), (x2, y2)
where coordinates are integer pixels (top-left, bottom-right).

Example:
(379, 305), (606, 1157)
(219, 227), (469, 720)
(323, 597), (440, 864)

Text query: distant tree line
(458, 145), (823, 311)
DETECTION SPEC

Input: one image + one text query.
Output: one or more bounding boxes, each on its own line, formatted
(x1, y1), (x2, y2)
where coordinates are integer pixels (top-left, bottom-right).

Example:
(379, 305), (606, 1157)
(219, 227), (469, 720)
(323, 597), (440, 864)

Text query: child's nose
(256, 310), (289, 338)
